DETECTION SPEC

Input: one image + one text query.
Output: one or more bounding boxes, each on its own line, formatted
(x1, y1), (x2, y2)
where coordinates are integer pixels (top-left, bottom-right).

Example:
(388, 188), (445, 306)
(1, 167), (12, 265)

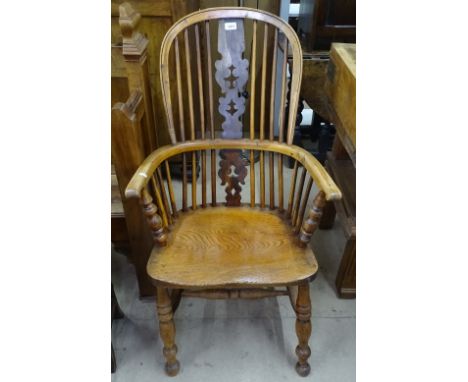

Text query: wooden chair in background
(122, 6), (341, 377)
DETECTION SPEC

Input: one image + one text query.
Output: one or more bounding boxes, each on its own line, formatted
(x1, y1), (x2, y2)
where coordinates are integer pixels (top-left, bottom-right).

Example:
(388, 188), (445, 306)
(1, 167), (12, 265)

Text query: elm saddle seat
(120, 4), (342, 378)
(147, 207), (319, 288)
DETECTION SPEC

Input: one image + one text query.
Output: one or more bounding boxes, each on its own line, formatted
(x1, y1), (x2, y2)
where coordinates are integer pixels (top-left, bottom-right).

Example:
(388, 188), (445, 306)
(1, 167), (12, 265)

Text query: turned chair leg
(156, 287), (180, 376)
(295, 282), (312, 377)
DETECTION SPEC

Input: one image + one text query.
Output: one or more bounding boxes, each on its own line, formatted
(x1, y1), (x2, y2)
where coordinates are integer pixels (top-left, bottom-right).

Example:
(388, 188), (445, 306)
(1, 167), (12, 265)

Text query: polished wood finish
(322, 149), (356, 298)
(126, 140), (341, 201)
(141, 188), (167, 246)
(325, 43), (356, 157)
(295, 282), (312, 376)
(219, 150), (248, 207)
(320, 42), (356, 298)
(159, 7), (303, 146)
(146, 207), (319, 288)
(122, 7), (341, 376)
(156, 287), (180, 376)
(182, 288), (288, 299)
(300, 191), (327, 247)
(112, 91), (154, 296)
(112, 0), (201, 148)
(119, 3), (158, 153)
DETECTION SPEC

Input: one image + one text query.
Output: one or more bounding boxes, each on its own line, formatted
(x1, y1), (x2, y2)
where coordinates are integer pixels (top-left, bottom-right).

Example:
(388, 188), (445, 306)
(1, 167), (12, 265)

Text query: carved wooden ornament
(218, 150), (248, 206)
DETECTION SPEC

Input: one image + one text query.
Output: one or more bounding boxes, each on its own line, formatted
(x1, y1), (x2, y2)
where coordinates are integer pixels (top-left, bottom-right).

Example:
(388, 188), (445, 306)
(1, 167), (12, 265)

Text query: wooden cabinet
(320, 43), (356, 298)
(298, 0), (356, 51)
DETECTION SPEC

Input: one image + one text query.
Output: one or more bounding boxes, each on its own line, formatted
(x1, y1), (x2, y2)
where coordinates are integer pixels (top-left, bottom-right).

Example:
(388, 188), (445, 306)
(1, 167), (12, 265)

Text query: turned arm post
(141, 188), (167, 247)
(119, 2), (158, 154)
(299, 190), (327, 247)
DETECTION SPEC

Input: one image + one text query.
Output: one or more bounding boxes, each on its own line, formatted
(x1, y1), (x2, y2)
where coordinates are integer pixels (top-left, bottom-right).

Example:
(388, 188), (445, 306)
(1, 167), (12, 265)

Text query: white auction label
(224, 22), (237, 31)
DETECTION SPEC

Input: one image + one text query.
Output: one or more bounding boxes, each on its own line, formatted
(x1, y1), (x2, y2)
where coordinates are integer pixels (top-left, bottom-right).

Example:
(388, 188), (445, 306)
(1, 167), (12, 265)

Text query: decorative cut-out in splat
(215, 19), (249, 139)
(218, 150), (248, 206)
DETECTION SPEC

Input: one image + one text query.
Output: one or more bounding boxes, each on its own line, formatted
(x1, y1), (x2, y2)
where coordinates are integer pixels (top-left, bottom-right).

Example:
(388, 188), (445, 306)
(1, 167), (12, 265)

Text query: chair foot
(165, 357), (180, 377)
(294, 282), (312, 377)
(295, 347), (311, 376)
(157, 287), (180, 376)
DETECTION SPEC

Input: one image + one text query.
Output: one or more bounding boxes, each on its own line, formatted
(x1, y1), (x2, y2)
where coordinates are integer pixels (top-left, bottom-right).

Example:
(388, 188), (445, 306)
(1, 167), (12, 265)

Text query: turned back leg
(156, 287), (180, 376)
(295, 282), (312, 377)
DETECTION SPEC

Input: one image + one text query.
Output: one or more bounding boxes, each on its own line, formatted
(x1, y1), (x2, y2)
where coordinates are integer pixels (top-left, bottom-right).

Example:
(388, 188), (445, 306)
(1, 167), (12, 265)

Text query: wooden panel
(147, 207), (319, 288)
(335, 236), (356, 298)
(112, 92), (155, 297)
(301, 55), (331, 120)
(111, 77), (129, 107)
(111, 1), (201, 147)
(298, 0), (356, 51)
(111, 0), (172, 17)
(325, 43), (356, 149)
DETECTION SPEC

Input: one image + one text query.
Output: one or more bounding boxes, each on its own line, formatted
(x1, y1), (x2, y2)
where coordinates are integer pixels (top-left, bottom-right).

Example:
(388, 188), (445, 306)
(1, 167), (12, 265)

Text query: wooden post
(112, 91), (154, 297)
(299, 191), (326, 247)
(156, 287), (180, 376)
(119, 2), (158, 154)
(295, 282), (312, 376)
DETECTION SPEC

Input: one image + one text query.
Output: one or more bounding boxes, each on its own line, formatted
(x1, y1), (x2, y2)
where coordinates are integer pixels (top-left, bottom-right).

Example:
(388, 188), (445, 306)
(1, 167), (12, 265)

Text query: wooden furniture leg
(156, 287), (180, 376)
(335, 235), (356, 298)
(294, 282), (312, 377)
(111, 344), (116, 373)
(111, 284), (124, 373)
(318, 198), (336, 229)
(170, 289), (183, 313)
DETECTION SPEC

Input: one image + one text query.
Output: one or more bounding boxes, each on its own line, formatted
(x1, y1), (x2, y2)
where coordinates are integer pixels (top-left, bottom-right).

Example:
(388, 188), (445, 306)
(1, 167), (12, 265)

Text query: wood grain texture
(159, 7), (303, 145)
(295, 282), (312, 377)
(156, 287), (180, 376)
(125, 139), (342, 202)
(218, 150), (248, 206)
(325, 43), (356, 149)
(146, 207), (319, 288)
(112, 91), (154, 296)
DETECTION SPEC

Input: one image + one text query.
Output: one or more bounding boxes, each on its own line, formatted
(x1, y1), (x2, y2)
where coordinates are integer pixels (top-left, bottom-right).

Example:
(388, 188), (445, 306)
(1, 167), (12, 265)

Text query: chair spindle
(195, 25), (206, 208)
(174, 37), (185, 142)
(287, 160), (299, 218)
(151, 176), (169, 227)
(164, 161), (178, 218)
(291, 167), (306, 225)
(201, 150), (207, 208)
(157, 168), (172, 225)
(191, 151), (197, 210)
(249, 21), (257, 208)
(211, 149), (216, 206)
(184, 28), (196, 141)
(182, 153), (188, 211)
(294, 176), (313, 233)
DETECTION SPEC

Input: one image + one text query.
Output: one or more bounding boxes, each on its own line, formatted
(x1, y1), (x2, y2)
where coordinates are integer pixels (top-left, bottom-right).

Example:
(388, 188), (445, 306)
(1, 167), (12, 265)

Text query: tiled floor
(111, 156), (355, 381)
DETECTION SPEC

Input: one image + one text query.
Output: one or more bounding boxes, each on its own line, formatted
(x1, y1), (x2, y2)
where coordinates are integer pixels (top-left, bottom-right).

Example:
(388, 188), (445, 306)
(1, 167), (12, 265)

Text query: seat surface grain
(147, 207), (318, 288)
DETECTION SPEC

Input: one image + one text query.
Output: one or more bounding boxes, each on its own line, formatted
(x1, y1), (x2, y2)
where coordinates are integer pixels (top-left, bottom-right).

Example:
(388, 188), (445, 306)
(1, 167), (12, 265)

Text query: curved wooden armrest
(125, 139), (342, 202)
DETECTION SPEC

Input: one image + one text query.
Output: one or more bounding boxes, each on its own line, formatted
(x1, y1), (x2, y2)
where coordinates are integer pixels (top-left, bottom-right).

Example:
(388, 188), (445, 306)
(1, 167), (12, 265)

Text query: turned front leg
(156, 287), (180, 376)
(295, 282), (312, 377)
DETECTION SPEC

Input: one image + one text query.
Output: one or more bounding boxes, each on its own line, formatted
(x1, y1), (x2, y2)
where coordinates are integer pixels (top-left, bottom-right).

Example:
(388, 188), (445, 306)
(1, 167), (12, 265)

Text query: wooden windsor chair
(125, 6), (341, 377)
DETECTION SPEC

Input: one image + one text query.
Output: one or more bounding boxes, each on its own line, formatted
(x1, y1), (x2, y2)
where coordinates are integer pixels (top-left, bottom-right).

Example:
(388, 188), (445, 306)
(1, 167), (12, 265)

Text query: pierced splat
(215, 19), (249, 139)
(215, 18), (249, 206)
(218, 150), (248, 206)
